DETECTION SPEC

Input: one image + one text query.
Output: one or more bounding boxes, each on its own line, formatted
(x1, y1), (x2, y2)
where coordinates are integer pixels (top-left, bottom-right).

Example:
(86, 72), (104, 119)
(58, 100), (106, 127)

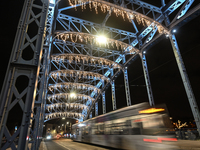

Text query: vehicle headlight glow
(46, 135), (51, 139)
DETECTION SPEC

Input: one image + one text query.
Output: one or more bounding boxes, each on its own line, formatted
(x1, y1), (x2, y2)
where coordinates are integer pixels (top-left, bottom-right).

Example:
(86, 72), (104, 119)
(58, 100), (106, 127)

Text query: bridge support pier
(169, 34), (200, 136)
(139, 53), (155, 106)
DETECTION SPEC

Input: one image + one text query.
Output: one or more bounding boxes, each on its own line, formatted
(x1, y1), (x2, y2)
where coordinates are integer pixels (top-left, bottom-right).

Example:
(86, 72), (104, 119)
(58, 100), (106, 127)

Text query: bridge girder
(0, 0), (200, 149)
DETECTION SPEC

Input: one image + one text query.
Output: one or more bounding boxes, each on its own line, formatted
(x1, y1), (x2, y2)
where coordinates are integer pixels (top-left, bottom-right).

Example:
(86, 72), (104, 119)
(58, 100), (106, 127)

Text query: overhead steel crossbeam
(171, 0), (195, 23)
(169, 3), (200, 29)
(162, 0), (186, 15)
(57, 13), (137, 39)
(67, 0), (167, 30)
(124, 0), (162, 14)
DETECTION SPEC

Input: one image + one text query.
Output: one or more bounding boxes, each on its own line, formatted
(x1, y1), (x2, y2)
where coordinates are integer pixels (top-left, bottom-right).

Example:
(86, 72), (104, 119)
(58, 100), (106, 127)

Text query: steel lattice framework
(0, 0), (200, 149)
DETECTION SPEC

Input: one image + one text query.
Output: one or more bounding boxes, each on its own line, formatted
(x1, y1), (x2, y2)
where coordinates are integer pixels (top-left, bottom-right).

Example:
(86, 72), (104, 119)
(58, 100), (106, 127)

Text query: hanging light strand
(48, 82), (101, 93)
(52, 53), (122, 69)
(50, 70), (110, 82)
(56, 32), (139, 54)
(47, 93), (95, 102)
(67, 0), (168, 34)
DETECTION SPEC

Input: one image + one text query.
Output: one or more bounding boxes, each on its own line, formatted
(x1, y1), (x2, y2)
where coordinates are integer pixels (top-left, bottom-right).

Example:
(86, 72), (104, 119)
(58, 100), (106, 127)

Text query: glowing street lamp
(70, 92), (76, 98)
(96, 35), (107, 44)
(62, 117), (65, 120)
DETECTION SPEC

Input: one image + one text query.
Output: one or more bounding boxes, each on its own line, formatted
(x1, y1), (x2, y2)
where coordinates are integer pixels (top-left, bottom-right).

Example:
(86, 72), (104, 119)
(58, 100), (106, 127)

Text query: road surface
(39, 138), (200, 150)
(41, 138), (113, 150)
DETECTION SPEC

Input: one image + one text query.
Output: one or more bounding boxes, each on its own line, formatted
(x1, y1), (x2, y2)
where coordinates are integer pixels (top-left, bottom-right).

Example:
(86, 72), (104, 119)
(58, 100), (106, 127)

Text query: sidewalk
(39, 140), (47, 150)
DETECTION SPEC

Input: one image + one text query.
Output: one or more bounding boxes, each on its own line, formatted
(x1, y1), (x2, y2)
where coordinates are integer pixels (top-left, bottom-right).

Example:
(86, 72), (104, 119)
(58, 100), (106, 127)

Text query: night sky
(0, 0), (200, 123)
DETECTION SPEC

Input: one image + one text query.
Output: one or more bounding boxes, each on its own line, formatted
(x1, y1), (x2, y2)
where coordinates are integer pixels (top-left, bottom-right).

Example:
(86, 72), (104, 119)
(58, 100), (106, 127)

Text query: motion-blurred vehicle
(64, 133), (72, 138)
(72, 102), (178, 150)
(46, 130), (61, 140)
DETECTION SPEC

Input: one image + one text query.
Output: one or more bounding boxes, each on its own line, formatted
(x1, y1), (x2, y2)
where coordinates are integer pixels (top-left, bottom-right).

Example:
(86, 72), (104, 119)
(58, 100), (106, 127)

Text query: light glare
(173, 29), (176, 33)
(70, 92), (76, 98)
(97, 35), (107, 44)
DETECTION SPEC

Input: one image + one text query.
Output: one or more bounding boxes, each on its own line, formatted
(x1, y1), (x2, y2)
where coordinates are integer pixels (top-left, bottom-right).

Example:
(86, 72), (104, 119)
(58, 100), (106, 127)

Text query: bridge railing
(175, 128), (199, 140)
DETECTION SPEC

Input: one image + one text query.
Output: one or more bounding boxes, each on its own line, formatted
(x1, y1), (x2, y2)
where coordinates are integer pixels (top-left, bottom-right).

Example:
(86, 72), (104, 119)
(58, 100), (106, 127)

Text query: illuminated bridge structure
(0, 0), (200, 149)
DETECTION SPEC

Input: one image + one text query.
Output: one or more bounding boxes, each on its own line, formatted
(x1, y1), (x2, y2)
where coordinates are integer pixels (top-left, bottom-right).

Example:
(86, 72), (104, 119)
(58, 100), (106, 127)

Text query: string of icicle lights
(55, 32), (139, 54)
(68, 0), (168, 34)
(51, 53), (122, 69)
(46, 103), (88, 110)
(50, 70), (110, 82)
(45, 112), (84, 119)
(49, 82), (101, 93)
(47, 93), (95, 102)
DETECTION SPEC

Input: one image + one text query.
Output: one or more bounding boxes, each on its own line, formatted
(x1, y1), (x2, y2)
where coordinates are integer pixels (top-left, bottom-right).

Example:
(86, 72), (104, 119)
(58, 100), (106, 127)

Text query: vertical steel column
(111, 69), (116, 110)
(29, 0), (56, 148)
(89, 112), (92, 119)
(0, 0), (49, 149)
(95, 102), (98, 116)
(123, 57), (131, 106)
(102, 91), (106, 114)
(0, 0), (48, 150)
(169, 34), (200, 136)
(111, 81), (117, 110)
(139, 53), (155, 106)
(31, 47), (50, 150)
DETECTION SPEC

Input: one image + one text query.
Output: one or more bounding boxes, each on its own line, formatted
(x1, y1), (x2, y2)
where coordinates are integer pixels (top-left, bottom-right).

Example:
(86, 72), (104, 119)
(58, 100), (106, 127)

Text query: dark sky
(0, 0), (200, 122)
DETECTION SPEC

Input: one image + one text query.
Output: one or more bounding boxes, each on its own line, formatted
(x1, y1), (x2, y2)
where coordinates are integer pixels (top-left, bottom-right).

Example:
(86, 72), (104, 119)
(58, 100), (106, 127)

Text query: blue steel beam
(111, 69), (117, 110)
(57, 13), (137, 39)
(139, 53), (155, 106)
(95, 102), (98, 116)
(162, 0), (186, 15)
(169, 3), (200, 29)
(124, 0), (162, 14)
(176, 0), (195, 20)
(123, 57), (131, 106)
(102, 91), (106, 114)
(169, 34), (200, 136)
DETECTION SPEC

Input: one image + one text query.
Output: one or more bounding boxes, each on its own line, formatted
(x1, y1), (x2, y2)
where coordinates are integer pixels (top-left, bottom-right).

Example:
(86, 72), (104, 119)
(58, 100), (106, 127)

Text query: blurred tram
(72, 102), (178, 150)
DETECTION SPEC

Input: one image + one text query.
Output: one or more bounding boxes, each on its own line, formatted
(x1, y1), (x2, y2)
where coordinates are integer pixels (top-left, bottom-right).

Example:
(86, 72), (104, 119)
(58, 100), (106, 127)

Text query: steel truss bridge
(0, 0), (200, 149)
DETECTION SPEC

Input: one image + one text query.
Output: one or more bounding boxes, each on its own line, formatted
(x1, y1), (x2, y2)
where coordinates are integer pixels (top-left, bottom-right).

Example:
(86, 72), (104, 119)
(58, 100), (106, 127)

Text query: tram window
(99, 124), (104, 135)
(105, 127), (111, 134)
(76, 128), (79, 135)
(85, 127), (89, 135)
(143, 115), (164, 128)
(104, 123), (111, 135)
(131, 122), (142, 135)
(91, 126), (97, 135)
(111, 123), (124, 135)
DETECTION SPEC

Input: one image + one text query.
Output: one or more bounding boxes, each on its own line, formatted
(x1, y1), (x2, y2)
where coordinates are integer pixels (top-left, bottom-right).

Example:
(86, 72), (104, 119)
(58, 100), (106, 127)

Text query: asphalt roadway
(39, 138), (200, 150)
(40, 138), (112, 150)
